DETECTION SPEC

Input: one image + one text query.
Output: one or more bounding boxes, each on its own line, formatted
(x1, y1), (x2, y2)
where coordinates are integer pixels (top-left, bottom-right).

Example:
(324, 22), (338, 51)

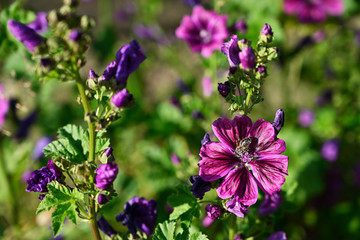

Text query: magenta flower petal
(217, 167), (258, 206)
(298, 4), (327, 23)
(283, 0), (304, 14)
(212, 116), (252, 151)
(249, 119), (278, 153)
(249, 155), (288, 195)
(199, 142), (238, 181)
(256, 138), (286, 156)
(226, 197), (251, 218)
(322, 0), (344, 15)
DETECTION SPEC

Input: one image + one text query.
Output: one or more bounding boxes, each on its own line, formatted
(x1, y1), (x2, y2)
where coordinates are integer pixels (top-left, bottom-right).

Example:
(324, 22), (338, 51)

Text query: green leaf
(189, 233), (209, 240)
(82, 130), (110, 156)
(153, 221), (176, 240)
(51, 202), (78, 236)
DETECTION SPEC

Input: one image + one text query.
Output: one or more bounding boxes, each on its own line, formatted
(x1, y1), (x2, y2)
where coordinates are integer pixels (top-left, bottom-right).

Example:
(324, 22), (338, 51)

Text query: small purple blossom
(239, 46), (256, 70)
(88, 69), (99, 79)
(98, 194), (109, 205)
(230, 19), (247, 34)
(0, 85), (9, 128)
(26, 160), (62, 193)
(69, 29), (81, 42)
(283, 0), (344, 23)
(321, 139), (339, 162)
(257, 66), (267, 75)
(261, 23), (273, 36)
(175, 6), (228, 58)
(98, 217), (117, 237)
(27, 12), (48, 34)
(201, 133), (211, 146)
(298, 109), (315, 127)
(202, 76), (213, 97)
(258, 191), (283, 216)
(199, 116), (288, 206)
(225, 197), (251, 217)
(7, 19), (43, 52)
(189, 175), (211, 199)
(221, 35), (241, 67)
(111, 89), (133, 109)
(95, 162), (118, 190)
(171, 153), (181, 165)
(192, 110), (205, 119)
(267, 231), (287, 240)
(202, 215), (214, 227)
(205, 204), (222, 219)
(104, 147), (113, 158)
(218, 81), (231, 97)
(272, 109), (285, 136)
(32, 137), (52, 160)
(116, 196), (157, 236)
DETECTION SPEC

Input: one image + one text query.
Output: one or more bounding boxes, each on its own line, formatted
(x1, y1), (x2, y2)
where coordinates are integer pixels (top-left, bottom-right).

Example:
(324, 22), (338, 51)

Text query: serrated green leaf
(153, 221), (176, 240)
(51, 202), (78, 236)
(189, 232), (209, 240)
(169, 203), (191, 221)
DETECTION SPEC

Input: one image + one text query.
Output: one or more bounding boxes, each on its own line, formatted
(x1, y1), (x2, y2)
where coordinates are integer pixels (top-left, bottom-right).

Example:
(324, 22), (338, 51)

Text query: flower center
(234, 137), (258, 163)
(199, 29), (211, 44)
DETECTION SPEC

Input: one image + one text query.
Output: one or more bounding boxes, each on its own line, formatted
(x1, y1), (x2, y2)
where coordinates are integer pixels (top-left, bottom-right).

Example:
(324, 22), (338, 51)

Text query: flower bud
(189, 175), (211, 199)
(201, 133), (211, 146)
(218, 81), (231, 97)
(88, 69), (99, 79)
(258, 191), (283, 216)
(205, 204), (222, 219)
(272, 109), (284, 135)
(68, 29), (82, 42)
(95, 162), (118, 190)
(239, 46), (256, 70)
(27, 12), (48, 34)
(221, 35), (240, 67)
(260, 23), (273, 43)
(111, 89), (134, 109)
(98, 217), (117, 237)
(98, 194), (109, 205)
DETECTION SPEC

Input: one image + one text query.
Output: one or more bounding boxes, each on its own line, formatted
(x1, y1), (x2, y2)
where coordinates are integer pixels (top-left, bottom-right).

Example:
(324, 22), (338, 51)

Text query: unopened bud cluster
(219, 23), (278, 114)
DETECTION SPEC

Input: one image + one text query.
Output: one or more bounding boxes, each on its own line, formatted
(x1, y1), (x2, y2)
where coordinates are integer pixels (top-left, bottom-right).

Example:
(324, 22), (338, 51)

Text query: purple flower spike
(95, 162), (118, 190)
(26, 160), (62, 193)
(32, 137), (52, 160)
(239, 46), (256, 70)
(205, 204), (222, 219)
(218, 81), (231, 97)
(321, 139), (339, 162)
(298, 109), (315, 127)
(221, 35), (241, 67)
(226, 197), (251, 217)
(27, 12), (48, 34)
(98, 217), (117, 237)
(115, 40), (146, 85)
(189, 175), (211, 199)
(201, 133), (211, 146)
(272, 109), (284, 136)
(0, 85), (9, 128)
(258, 191), (283, 216)
(199, 116), (288, 206)
(261, 23), (273, 36)
(7, 19), (44, 52)
(111, 89), (133, 109)
(175, 6), (228, 58)
(267, 231), (287, 240)
(116, 196), (157, 236)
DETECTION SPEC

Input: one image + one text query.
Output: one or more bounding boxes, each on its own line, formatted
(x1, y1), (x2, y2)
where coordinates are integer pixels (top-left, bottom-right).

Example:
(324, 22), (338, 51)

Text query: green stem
(229, 214), (237, 240)
(244, 90), (253, 115)
(89, 198), (102, 240)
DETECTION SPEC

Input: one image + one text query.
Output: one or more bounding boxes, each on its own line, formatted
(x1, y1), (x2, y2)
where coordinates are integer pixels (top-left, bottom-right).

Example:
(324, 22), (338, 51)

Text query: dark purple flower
(199, 116), (288, 206)
(221, 35), (241, 67)
(177, 79), (191, 94)
(0, 84), (9, 128)
(201, 133), (211, 146)
(175, 6), (228, 58)
(225, 197), (251, 217)
(202, 76), (213, 97)
(98, 217), (117, 237)
(258, 191), (283, 216)
(180, 0), (201, 7)
(267, 231), (287, 240)
(205, 204), (222, 219)
(218, 81), (231, 97)
(298, 109), (315, 127)
(111, 89), (133, 109)
(32, 137), (52, 160)
(169, 96), (181, 109)
(116, 196), (157, 236)
(14, 111), (37, 140)
(239, 46), (256, 70)
(316, 89), (332, 106)
(104, 147), (113, 158)
(272, 109), (284, 136)
(321, 139), (339, 162)
(95, 162), (118, 190)
(98, 194), (109, 205)
(230, 20), (247, 34)
(283, 0), (344, 23)
(27, 12), (48, 34)
(26, 160), (62, 193)
(189, 175), (211, 199)
(40, 58), (53, 68)
(171, 153), (181, 165)
(88, 69), (99, 79)
(257, 65), (267, 75)
(192, 110), (205, 119)
(69, 29), (82, 42)
(261, 23), (273, 36)
(7, 19), (43, 52)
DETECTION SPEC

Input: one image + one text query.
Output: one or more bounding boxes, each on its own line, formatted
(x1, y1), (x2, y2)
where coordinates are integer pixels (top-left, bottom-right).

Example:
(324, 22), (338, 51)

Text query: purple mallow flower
(0, 85), (9, 128)
(7, 19), (43, 52)
(26, 160), (62, 193)
(95, 162), (118, 190)
(32, 137), (52, 160)
(98, 217), (117, 237)
(27, 12), (48, 34)
(199, 116), (288, 207)
(321, 139), (339, 162)
(205, 204), (222, 219)
(283, 0), (344, 23)
(98, 194), (109, 205)
(116, 196), (157, 236)
(201, 133), (211, 146)
(175, 6), (228, 58)
(298, 109), (315, 127)
(111, 89), (133, 109)
(239, 47), (256, 70)
(221, 35), (241, 67)
(189, 175), (211, 199)
(267, 231), (287, 240)
(258, 191), (283, 216)
(102, 40), (146, 85)
(272, 109), (284, 136)
(218, 81), (231, 97)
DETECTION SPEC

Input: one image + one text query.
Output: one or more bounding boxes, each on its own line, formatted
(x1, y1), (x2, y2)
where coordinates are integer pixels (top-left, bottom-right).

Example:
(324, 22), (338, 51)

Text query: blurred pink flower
(202, 76), (213, 97)
(0, 85), (9, 127)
